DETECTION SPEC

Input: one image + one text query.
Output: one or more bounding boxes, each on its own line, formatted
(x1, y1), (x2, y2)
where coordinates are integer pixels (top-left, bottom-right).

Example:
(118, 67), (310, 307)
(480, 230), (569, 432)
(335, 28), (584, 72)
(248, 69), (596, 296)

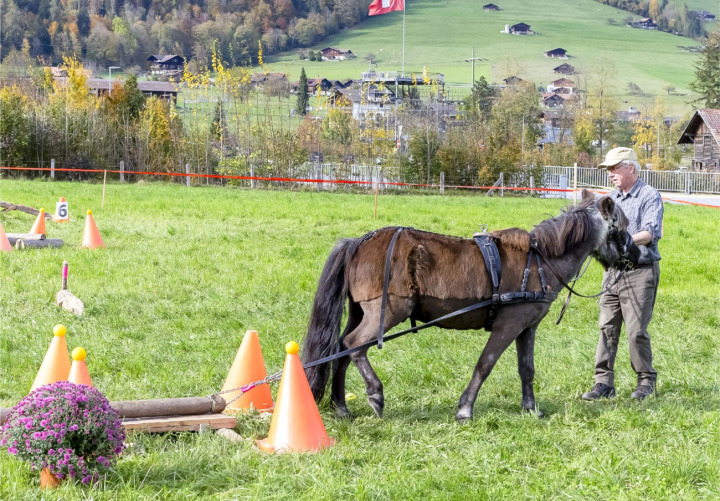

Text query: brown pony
(302, 191), (639, 421)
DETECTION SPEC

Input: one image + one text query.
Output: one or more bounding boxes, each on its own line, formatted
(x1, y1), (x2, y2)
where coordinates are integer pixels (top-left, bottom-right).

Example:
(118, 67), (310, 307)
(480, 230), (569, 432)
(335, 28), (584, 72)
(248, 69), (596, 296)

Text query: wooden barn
(553, 63), (576, 75)
(509, 23), (532, 35)
(677, 109), (720, 171)
(483, 3), (500, 11)
(544, 48), (568, 58)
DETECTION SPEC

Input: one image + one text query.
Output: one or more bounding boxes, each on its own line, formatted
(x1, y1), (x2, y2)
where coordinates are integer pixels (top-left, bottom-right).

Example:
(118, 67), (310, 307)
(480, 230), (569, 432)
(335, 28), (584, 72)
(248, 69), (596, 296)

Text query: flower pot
(40, 468), (62, 489)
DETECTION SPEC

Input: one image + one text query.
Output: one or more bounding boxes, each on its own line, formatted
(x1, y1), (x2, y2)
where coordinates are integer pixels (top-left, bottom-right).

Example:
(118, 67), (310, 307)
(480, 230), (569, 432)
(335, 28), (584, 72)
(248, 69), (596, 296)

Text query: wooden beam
(14, 239), (64, 249)
(0, 201), (54, 219)
(122, 414), (237, 434)
(6, 233), (45, 240)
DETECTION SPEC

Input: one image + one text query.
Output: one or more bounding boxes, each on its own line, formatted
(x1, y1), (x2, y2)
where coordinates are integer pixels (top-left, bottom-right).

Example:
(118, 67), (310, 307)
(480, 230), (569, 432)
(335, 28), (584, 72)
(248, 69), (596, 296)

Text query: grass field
(1, 179), (719, 499)
(262, 0), (719, 114)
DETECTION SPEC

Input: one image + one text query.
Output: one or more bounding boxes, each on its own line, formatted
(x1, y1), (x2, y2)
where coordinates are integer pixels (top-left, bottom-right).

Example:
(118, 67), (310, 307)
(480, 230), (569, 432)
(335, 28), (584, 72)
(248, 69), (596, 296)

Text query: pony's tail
(302, 237), (363, 401)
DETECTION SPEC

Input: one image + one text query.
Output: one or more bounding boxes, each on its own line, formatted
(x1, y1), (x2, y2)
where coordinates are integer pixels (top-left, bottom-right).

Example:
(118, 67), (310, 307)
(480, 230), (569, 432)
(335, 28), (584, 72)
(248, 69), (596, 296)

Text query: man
(582, 147), (664, 401)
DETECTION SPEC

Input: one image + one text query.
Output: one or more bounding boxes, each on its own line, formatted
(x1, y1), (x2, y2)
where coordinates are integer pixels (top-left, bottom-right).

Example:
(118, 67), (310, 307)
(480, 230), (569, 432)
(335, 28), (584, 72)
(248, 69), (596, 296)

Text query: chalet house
(547, 77), (575, 94)
(541, 93), (565, 108)
(147, 55), (185, 73)
(503, 75), (524, 86)
(320, 48), (354, 61)
(677, 109), (720, 171)
(630, 18), (658, 29)
(544, 48), (568, 59)
(616, 107), (642, 121)
(61, 78), (179, 103)
(291, 78), (335, 95)
(483, 3), (500, 11)
(508, 23), (532, 35)
(553, 63), (575, 75)
(694, 10), (716, 21)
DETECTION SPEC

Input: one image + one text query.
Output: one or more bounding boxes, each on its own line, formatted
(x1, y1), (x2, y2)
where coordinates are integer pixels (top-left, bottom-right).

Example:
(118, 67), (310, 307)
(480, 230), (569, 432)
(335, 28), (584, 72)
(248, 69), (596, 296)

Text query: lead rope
(555, 257), (592, 325)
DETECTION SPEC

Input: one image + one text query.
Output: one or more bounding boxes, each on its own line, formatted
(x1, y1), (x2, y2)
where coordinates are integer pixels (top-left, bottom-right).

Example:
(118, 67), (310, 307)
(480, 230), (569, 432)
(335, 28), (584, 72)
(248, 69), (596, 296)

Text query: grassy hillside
(264, 0), (720, 113)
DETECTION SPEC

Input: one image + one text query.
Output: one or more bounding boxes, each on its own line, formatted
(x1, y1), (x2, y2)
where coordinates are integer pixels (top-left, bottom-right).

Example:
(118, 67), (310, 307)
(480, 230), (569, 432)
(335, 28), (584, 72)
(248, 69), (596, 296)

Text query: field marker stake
(102, 170), (107, 208)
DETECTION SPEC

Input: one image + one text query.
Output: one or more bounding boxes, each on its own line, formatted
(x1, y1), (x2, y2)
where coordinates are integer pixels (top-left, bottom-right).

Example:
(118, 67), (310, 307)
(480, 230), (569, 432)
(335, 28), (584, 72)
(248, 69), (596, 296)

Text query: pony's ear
(581, 189), (595, 202)
(597, 196), (615, 219)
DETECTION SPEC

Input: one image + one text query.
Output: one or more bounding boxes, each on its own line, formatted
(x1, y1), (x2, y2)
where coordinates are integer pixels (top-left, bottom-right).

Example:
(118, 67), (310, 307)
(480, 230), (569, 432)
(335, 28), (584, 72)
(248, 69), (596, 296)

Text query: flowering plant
(1, 381), (125, 484)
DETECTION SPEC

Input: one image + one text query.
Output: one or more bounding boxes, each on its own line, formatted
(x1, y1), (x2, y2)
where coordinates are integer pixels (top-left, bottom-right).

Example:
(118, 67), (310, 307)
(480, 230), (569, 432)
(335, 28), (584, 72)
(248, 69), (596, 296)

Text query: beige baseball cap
(598, 147), (638, 168)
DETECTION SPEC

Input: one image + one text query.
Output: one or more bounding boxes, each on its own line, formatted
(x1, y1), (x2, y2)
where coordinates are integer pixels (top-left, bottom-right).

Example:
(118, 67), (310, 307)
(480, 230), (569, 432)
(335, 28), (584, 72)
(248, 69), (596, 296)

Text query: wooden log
(110, 395), (226, 419)
(6, 233), (45, 241)
(0, 201), (54, 219)
(0, 395), (227, 425)
(14, 238), (64, 249)
(122, 414), (237, 434)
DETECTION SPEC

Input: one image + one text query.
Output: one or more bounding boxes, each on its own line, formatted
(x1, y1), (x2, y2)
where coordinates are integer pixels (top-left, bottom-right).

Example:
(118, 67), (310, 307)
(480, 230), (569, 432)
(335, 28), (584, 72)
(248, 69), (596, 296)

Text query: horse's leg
(330, 303), (363, 418)
(343, 296), (415, 417)
(456, 317), (522, 422)
(515, 326), (542, 416)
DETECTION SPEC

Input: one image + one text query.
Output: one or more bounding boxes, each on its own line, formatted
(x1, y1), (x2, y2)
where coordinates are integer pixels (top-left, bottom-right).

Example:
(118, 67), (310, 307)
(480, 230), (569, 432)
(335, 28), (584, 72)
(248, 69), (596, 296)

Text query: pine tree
(691, 30), (720, 108)
(296, 67), (309, 116)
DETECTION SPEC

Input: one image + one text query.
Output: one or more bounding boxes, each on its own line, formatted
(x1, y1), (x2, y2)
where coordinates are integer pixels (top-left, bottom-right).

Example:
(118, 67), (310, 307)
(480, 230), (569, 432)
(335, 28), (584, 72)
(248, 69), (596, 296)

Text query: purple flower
(48, 449), (56, 455)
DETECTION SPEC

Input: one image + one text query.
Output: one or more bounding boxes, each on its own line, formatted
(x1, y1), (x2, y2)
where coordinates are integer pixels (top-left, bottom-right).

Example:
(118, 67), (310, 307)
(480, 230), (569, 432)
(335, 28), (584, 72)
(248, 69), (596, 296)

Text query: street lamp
(108, 66), (121, 96)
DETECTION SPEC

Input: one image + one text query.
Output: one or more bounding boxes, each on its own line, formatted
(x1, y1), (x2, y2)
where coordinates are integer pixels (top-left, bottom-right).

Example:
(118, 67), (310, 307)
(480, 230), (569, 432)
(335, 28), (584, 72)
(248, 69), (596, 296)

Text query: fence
(543, 166), (720, 195)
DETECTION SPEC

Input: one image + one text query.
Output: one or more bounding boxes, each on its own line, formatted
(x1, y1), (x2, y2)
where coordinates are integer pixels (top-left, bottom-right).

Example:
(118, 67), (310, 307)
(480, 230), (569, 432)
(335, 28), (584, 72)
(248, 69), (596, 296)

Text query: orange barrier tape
(2, 166), (718, 208)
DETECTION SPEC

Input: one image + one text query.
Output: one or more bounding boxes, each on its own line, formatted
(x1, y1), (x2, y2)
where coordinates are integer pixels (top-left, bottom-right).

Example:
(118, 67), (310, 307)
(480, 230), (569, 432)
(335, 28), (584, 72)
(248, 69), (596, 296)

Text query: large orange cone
(31, 325), (71, 392)
(221, 330), (274, 412)
(81, 210), (105, 249)
(0, 221), (12, 252)
(256, 341), (335, 453)
(68, 347), (93, 386)
(29, 208), (47, 235)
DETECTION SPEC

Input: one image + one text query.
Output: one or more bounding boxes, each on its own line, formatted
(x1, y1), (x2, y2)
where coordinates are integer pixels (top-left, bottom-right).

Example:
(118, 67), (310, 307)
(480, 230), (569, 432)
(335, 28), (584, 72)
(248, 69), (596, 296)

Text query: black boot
(581, 383), (616, 400)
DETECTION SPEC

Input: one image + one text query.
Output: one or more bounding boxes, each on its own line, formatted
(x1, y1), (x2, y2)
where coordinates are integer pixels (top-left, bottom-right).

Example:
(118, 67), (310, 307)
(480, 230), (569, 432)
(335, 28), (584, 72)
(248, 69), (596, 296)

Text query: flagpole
(402, 1), (406, 76)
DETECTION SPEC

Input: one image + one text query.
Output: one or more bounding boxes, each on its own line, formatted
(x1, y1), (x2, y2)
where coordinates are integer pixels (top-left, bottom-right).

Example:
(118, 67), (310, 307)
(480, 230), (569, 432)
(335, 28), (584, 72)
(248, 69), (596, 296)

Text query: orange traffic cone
(29, 208), (47, 235)
(221, 330), (274, 413)
(0, 221), (12, 252)
(31, 325), (71, 392)
(68, 347), (93, 386)
(81, 210), (105, 249)
(256, 341), (335, 453)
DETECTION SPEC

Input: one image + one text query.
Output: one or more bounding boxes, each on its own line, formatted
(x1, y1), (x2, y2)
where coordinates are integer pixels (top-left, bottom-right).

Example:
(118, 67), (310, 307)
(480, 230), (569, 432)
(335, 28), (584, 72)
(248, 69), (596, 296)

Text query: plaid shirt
(610, 178), (663, 264)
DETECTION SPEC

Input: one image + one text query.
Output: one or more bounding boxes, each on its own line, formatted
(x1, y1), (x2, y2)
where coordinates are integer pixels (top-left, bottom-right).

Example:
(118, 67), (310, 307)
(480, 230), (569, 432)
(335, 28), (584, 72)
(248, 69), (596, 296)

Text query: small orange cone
(29, 208), (47, 235)
(81, 210), (105, 249)
(68, 347), (92, 386)
(31, 325), (71, 392)
(256, 341), (335, 453)
(0, 221), (12, 252)
(221, 330), (274, 412)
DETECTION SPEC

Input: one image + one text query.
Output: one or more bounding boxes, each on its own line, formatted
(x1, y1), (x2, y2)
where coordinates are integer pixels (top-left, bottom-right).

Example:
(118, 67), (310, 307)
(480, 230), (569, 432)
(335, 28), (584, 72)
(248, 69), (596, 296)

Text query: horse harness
(376, 227), (555, 349)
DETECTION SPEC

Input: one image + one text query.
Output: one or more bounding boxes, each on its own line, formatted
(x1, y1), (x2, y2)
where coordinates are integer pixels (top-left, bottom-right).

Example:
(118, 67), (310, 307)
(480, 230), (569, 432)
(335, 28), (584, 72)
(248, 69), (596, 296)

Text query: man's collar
(615, 177), (644, 198)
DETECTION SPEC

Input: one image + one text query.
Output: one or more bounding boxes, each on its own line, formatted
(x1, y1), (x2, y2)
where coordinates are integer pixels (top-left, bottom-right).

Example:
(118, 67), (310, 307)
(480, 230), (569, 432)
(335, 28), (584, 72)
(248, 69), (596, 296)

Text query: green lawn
(262, 0), (719, 114)
(1, 179), (719, 499)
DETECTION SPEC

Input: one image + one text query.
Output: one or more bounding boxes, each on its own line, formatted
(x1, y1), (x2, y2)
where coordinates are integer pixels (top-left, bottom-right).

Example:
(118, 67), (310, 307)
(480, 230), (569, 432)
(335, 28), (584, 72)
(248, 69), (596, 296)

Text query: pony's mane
(530, 197), (597, 257)
(491, 227), (531, 252)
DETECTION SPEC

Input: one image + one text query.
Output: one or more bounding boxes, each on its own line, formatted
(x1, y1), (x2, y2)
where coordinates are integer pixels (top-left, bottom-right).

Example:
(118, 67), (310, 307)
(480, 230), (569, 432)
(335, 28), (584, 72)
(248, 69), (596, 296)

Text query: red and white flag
(368, 0), (404, 16)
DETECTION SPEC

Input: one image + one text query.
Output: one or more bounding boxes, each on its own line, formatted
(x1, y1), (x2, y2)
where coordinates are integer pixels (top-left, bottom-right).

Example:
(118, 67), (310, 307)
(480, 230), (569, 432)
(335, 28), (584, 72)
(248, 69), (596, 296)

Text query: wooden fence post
(250, 164), (256, 189)
(120, 161), (125, 182)
(500, 172), (504, 197)
(50, 159), (55, 179)
(440, 172), (445, 194)
(185, 163), (191, 187)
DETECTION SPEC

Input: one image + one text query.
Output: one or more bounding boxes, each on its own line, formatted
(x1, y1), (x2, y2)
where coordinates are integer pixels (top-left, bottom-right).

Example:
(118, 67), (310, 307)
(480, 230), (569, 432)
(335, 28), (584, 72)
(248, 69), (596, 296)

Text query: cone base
(255, 436), (335, 454)
(223, 403), (274, 414)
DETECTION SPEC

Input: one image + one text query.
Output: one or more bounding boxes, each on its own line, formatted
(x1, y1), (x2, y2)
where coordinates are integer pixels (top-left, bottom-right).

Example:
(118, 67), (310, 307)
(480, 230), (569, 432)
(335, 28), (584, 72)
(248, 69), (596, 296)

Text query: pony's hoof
(455, 410), (473, 423)
(367, 393), (384, 418)
(334, 407), (351, 419)
(523, 406), (544, 418)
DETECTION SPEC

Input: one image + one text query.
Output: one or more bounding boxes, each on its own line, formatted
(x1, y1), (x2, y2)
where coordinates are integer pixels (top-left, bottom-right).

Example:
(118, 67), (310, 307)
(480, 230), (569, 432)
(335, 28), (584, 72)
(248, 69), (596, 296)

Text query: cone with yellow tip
(68, 347), (93, 386)
(0, 220), (12, 252)
(29, 208), (47, 235)
(256, 341), (335, 453)
(80, 210), (105, 249)
(31, 325), (71, 392)
(221, 330), (274, 412)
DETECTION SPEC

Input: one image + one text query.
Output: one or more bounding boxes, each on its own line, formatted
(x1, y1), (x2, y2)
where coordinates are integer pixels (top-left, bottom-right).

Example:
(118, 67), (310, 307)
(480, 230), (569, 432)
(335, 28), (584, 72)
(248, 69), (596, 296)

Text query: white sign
(55, 200), (69, 221)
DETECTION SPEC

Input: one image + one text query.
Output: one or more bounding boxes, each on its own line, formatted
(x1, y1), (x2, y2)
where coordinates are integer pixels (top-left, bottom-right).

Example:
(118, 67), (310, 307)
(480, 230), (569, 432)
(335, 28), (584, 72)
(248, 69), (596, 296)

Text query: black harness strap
(377, 227), (405, 349)
(473, 233), (503, 331)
